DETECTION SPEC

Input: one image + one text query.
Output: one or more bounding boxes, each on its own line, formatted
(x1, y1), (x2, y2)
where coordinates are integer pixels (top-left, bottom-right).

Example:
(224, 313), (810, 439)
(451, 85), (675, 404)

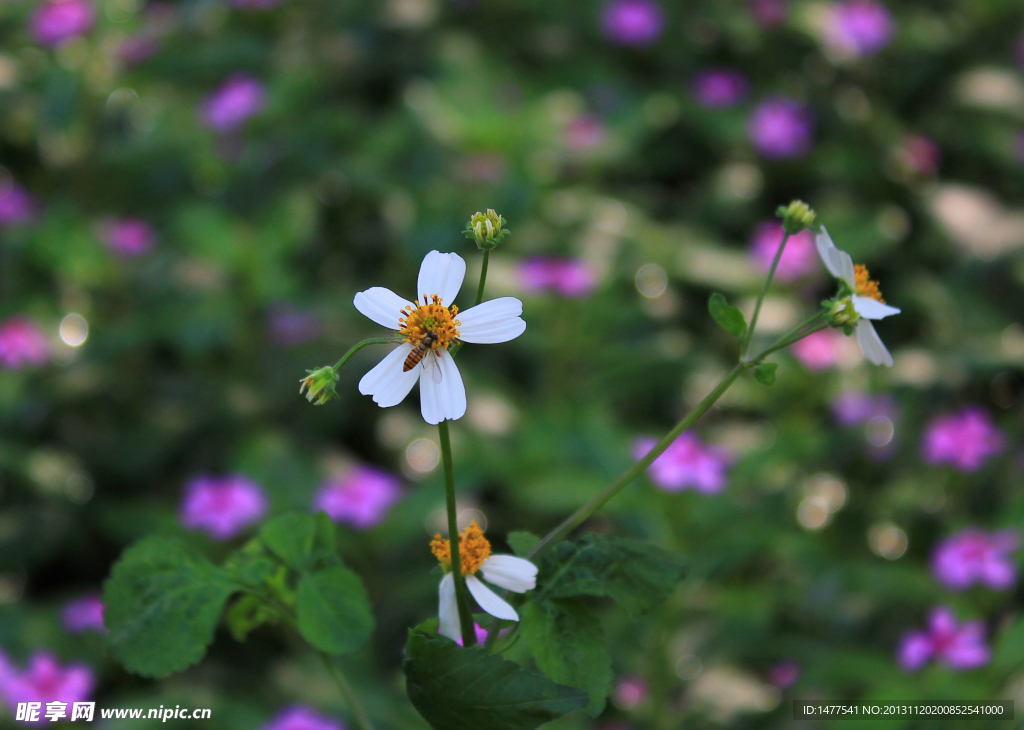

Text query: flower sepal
(776, 199), (817, 235)
(299, 365), (339, 406)
(464, 209), (510, 250)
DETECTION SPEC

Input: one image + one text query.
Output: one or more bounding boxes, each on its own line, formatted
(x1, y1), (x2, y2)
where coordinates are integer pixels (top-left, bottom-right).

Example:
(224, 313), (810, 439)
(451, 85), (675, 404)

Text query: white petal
(815, 227), (856, 288)
(353, 287), (413, 330)
(357, 344), (419, 407)
(466, 575), (519, 621)
(438, 573), (462, 643)
(417, 250), (466, 307)
(856, 319), (894, 367)
(419, 349), (466, 425)
(480, 555), (538, 593)
(852, 295), (901, 320)
(457, 298), (527, 344)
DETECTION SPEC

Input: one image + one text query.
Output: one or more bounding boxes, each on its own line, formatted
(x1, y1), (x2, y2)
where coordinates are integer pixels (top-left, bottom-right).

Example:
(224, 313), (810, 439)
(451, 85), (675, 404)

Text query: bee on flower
(431, 522), (537, 644)
(815, 227), (901, 366)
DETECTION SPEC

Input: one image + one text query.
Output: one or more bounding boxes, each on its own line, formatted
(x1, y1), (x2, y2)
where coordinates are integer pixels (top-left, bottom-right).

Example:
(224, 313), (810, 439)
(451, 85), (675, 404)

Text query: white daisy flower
(815, 227), (902, 367)
(353, 250), (527, 424)
(431, 521), (538, 644)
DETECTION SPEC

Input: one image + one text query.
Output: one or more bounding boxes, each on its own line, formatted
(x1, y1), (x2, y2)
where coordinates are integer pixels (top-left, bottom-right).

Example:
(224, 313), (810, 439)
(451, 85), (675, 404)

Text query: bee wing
(423, 351), (443, 384)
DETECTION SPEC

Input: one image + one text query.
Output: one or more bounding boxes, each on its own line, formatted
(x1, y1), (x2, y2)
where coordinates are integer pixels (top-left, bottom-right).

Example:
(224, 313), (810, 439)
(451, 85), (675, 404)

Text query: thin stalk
(475, 249), (491, 306)
(740, 230), (791, 359)
(333, 337), (399, 371)
(438, 420), (478, 646)
(744, 311), (827, 364)
(320, 653), (375, 730)
(756, 320), (830, 360)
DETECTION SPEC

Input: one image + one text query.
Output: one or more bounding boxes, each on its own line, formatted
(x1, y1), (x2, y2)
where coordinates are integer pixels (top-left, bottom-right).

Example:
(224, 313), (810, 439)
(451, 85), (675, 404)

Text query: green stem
(475, 249), (490, 307)
(333, 337), (400, 371)
(744, 311), (828, 363)
(438, 420), (478, 646)
(320, 653), (376, 730)
(740, 230), (791, 359)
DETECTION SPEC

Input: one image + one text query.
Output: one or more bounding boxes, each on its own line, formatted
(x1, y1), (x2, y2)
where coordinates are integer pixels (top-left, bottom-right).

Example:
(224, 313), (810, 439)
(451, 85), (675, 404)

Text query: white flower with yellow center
(430, 522), (538, 644)
(353, 250), (527, 425)
(815, 227), (901, 367)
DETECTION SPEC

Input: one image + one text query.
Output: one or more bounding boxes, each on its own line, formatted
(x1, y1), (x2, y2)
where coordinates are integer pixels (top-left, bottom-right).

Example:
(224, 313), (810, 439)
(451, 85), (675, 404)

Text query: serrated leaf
(537, 534), (685, 618)
(709, 293), (747, 338)
(521, 600), (612, 716)
(508, 531), (540, 557)
(223, 538), (278, 589)
(404, 624), (588, 730)
(260, 513), (317, 571)
(753, 362), (778, 385)
(296, 565), (374, 655)
(103, 537), (239, 678)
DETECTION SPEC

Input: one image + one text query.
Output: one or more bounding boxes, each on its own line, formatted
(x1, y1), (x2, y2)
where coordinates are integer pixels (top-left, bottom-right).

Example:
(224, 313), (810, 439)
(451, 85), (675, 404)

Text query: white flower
(815, 227), (901, 367)
(353, 250), (527, 424)
(431, 522), (538, 644)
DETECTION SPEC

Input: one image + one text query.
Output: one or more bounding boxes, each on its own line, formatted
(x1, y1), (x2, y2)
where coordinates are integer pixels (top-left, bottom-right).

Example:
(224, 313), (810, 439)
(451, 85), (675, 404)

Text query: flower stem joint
(776, 199), (817, 236)
(463, 209), (510, 251)
(299, 366), (340, 406)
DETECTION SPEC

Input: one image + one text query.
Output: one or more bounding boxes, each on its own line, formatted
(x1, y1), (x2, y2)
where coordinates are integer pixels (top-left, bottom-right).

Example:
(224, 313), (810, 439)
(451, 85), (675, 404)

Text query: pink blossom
(262, 706), (344, 730)
(932, 529), (1019, 592)
(0, 652), (95, 723)
(30, 0), (95, 48)
(100, 218), (155, 257)
(748, 221), (818, 282)
(116, 35), (160, 65)
(179, 474), (268, 541)
(824, 0), (894, 58)
(691, 69), (749, 109)
(564, 115), (606, 150)
(61, 594), (106, 634)
(748, 98), (813, 159)
(831, 391), (895, 426)
(897, 607), (990, 672)
(612, 675), (648, 708)
(921, 407), (1005, 472)
(437, 623), (501, 647)
(633, 433), (731, 494)
(199, 75), (268, 133)
(768, 661), (800, 688)
(791, 330), (844, 372)
(313, 466), (402, 530)
(519, 257), (597, 299)
(895, 134), (941, 176)
(600, 0), (665, 47)
(0, 317), (49, 370)
(0, 182), (36, 227)
(748, 0), (788, 27)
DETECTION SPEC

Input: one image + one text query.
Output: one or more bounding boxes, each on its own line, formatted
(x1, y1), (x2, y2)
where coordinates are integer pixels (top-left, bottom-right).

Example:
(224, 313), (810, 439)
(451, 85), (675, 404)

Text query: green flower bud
(463, 209), (510, 250)
(776, 199), (817, 235)
(299, 366), (339, 406)
(827, 297), (860, 327)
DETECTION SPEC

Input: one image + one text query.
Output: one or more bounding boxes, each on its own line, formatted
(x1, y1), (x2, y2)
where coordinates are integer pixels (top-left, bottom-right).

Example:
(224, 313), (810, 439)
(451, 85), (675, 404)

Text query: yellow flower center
(430, 521), (491, 576)
(854, 265), (885, 303)
(399, 294), (460, 350)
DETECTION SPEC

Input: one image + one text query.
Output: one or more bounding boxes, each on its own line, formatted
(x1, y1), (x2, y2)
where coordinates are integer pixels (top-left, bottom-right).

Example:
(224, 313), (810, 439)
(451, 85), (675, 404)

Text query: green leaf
(508, 531), (540, 557)
(537, 534), (685, 619)
(521, 600), (612, 716)
(223, 538), (278, 589)
(993, 615), (1024, 672)
(103, 537), (239, 678)
(260, 513), (317, 571)
(295, 565), (374, 655)
(226, 594), (278, 642)
(709, 293), (747, 338)
(404, 625), (588, 730)
(753, 361), (778, 385)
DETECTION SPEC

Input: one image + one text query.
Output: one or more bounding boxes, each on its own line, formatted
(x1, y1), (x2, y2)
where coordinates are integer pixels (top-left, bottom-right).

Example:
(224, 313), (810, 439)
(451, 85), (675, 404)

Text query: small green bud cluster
(776, 199), (817, 235)
(826, 297), (859, 331)
(463, 209), (510, 250)
(299, 366), (339, 406)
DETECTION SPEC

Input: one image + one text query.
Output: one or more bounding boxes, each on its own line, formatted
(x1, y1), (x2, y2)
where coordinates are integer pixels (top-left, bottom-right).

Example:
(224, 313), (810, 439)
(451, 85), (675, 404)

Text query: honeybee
(404, 331), (442, 382)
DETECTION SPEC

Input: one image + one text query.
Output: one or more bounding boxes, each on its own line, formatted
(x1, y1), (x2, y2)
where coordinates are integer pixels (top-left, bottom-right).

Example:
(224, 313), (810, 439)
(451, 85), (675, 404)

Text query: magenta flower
(600, 0), (665, 47)
(100, 218), (155, 257)
(825, 0), (894, 58)
(748, 98), (813, 159)
(691, 69), (749, 109)
(313, 466), (402, 530)
(748, 221), (818, 282)
(179, 475), (268, 541)
(519, 257), (597, 299)
(831, 391), (895, 426)
(0, 316), (49, 370)
(116, 35), (160, 65)
(437, 622), (501, 647)
(564, 115), (607, 150)
(897, 607), (990, 672)
(768, 661), (800, 688)
(790, 329), (844, 372)
(0, 652), (95, 722)
(262, 706), (344, 730)
(748, 0), (788, 28)
(932, 529), (1019, 592)
(612, 675), (648, 708)
(921, 407), (1005, 472)
(633, 433), (731, 494)
(30, 0), (95, 48)
(199, 75), (268, 133)
(61, 594), (106, 634)
(896, 135), (941, 176)
(0, 182), (36, 227)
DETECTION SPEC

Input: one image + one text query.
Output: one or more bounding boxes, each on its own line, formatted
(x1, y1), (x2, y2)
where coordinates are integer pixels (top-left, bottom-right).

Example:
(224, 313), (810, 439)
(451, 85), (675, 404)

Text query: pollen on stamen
(854, 265), (885, 302)
(398, 293), (461, 349)
(430, 521), (492, 575)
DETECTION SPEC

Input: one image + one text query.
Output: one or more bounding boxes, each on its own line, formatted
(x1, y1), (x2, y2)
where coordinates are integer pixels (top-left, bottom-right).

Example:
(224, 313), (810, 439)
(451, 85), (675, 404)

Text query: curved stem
(474, 249), (491, 307)
(333, 337), (400, 371)
(740, 230), (791, 359)
(744, 311), (828, 364)
(438, 420), (477, 646)
(320, 653), (376, 730)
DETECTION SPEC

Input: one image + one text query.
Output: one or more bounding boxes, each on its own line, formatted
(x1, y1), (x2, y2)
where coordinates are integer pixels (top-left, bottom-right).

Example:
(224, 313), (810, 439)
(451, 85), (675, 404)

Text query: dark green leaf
(993, 615), (1024, 672)
(404, 624), (588, 730)
(295, 565), (374, 654)
(223, 538), (278, 589)
(508, 531), (540, 557)
(260, 513), (317, 571)
(103, 537), (239, 678)
(537, 534), (685, 618)
(709, 293), (747, 338)
(226, 594), (278, 642)
(753, 362), (778, 385)
(521, 600), (612, 716)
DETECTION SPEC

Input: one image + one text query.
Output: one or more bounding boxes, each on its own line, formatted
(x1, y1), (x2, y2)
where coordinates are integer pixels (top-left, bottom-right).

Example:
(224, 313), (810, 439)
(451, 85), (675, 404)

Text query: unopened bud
(463, 209), (510, 250)
(299, 366), (339, 406)
(827, 297), (859, 327)
(776, 199), (817, 235)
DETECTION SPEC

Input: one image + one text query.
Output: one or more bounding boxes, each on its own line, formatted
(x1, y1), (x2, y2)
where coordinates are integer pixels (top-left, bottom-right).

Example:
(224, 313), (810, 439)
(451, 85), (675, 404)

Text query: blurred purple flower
(262, 705), (344, 730)
(768, 661), (800, 688)
(61, 594), (105, 634)
(0, 316), (49, 370)
(600, 0), (665, 47)
(748, 221), (818, 282)
(633, 433), (731, 494)
(268, 306), (323, 347)
(437, 622), (500, 647)
(825, 0), (894, 58)
(179, 474), (268, 540)
(612, 675), (648, 708)
(691, 69), (749, 109)
(100, 218), (155, 257)
(932, 529), (1019, 592)
(0, 652), (95, 722)
(790, 330), (844, 372)
(199, 75), (268, 133)
(1014, 131), (1024, 164)
(831, 391), (895, 426)
(564, 115), (606, 150)
(897, 607), (989, 672)
(0, 182), (36, 227)
(748, 0), (788, 28)
(30, 0), (95, 48)
(921, 407), (1005, 472)
(117, 35), (160, 65)
(748, 97), (813, 159)
(313, 466), (402, 530)
(519, 257), (597, 299)
(895, 134), (940, 176)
